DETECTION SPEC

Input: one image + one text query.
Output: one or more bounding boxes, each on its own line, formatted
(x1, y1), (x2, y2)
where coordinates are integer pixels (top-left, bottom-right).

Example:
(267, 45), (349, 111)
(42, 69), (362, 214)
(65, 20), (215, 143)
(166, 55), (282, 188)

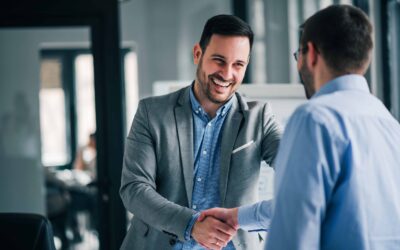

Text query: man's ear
(306, 41), (319, 69)
(193, 43), (202, 65)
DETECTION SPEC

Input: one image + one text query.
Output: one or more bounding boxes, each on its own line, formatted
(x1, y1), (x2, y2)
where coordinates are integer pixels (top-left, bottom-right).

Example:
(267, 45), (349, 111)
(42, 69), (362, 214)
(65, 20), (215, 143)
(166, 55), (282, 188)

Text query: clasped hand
(192, 208), (239, 250)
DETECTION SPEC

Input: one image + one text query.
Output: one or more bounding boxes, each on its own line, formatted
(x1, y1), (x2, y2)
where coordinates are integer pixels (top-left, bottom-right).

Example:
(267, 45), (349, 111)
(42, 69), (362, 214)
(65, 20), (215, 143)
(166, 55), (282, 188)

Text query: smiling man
(193, 34), (249, 114)
(120, 15), (281, 250)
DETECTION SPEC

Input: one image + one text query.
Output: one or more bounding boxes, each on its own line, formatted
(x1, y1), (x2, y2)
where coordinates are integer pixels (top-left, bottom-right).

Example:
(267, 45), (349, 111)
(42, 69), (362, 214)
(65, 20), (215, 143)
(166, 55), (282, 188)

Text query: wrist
(185, 212), (200, 240)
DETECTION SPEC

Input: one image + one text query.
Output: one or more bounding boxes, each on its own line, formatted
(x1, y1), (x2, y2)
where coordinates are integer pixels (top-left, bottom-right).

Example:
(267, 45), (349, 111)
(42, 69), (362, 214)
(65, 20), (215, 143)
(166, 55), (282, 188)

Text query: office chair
(0, 213), (56, 250)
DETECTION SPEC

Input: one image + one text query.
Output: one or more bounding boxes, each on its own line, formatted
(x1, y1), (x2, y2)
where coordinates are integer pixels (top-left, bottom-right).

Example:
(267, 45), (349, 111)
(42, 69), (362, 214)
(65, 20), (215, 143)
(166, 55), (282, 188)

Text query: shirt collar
(189, 84), (234, 120)
(312, 74), (370, 99)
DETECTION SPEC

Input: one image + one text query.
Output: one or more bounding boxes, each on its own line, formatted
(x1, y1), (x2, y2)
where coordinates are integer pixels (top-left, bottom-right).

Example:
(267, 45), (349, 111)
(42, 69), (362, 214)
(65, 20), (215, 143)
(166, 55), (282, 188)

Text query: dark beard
(299, 72), (311, 99)
(195, 58), (234, 104)
(299, 63), (314, 99)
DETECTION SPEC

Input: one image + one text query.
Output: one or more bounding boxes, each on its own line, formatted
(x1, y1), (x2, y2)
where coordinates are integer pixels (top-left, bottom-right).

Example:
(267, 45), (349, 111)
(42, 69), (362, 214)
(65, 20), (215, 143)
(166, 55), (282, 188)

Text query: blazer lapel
(174, 87), (194, 206)
(219, 93), (247, 205)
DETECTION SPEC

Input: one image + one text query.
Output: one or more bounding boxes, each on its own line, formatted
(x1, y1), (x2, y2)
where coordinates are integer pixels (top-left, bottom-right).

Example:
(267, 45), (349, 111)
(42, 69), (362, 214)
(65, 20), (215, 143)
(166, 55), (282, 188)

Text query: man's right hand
(191, 216), (237, 250)
(198, 207), (239, 230)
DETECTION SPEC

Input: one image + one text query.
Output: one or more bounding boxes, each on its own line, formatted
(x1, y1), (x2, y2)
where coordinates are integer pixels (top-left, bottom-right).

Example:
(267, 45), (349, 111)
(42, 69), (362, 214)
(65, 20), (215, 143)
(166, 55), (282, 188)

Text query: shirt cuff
(184, 212), (201, 241)
(238, 200), (273, 231)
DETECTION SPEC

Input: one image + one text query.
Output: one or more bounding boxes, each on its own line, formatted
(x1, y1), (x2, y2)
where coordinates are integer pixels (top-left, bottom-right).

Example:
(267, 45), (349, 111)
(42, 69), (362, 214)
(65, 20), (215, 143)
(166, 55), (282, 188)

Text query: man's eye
(235, 63), (245, 68)
(213, 58), (225, 64)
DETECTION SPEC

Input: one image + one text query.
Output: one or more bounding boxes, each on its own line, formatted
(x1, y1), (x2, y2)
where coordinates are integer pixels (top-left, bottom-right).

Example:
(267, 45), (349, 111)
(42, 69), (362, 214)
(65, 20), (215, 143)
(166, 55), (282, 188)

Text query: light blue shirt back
(239, 75), (400, 249)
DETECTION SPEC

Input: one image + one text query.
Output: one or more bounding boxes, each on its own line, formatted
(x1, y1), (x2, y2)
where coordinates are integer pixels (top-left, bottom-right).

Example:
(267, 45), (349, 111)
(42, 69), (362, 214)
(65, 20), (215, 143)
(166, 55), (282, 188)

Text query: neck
(193, 81), (223, 118)
(313, 63), (337, 93)
(201, 103), (220, 118)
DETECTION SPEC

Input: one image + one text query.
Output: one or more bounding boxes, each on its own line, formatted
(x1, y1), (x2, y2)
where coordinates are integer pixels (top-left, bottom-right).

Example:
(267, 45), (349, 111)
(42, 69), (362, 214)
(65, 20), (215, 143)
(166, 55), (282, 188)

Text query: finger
(213, 228), (235, 246)
(212, 229), (231, 244)
(205, 219), (235, 243)
(215, 220), (237, 236)
(200, 241), (219, 250)
(197, 212), (206, 222)
(210, 241), (223, 250)
(215, 238), (228, 247)
(199, 233), (226, 249)
(197, 240), (210, 249)
(198, 242), (208, 249)
(201, 208), (218, 218)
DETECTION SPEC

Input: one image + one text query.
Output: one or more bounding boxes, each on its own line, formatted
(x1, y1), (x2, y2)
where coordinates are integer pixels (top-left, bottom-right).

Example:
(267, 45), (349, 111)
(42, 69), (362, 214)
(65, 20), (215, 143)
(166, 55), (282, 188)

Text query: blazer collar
(175, 85), (194, 205)
(219, 92), (248, 205)
(175, 84), (249, 206)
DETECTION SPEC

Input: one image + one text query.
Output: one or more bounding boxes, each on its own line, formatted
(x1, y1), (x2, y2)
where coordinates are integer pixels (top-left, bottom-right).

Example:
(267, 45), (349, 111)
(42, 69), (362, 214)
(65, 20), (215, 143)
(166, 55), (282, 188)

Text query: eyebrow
(210, 54), (248, 64)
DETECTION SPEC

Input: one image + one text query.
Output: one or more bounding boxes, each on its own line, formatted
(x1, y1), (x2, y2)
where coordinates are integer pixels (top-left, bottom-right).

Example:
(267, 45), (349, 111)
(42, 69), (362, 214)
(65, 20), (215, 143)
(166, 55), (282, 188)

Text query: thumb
(197, 212), (206, 222)
(197, 208), (217, 222)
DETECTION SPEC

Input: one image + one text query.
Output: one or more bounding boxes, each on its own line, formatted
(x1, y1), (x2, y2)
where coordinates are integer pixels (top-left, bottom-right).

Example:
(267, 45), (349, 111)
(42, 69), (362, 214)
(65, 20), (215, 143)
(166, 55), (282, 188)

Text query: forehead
(204, 34), (250, 60)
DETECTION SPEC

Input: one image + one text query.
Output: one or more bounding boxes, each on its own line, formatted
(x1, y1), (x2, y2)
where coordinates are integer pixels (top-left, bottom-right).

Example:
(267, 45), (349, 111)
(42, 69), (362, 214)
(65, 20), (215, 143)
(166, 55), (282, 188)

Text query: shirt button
(197, 177), (202, 182)
(203, 150), (207, 155)
(169, 239), (176, 245)
(208, 123), (212, 126)
(192, 205), (197, 209)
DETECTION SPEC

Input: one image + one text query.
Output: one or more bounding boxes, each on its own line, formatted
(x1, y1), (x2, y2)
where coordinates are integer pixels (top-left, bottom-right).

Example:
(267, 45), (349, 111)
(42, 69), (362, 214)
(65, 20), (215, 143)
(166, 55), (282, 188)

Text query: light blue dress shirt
(175, 87), (235, 250)
(239, 75), (400, 249)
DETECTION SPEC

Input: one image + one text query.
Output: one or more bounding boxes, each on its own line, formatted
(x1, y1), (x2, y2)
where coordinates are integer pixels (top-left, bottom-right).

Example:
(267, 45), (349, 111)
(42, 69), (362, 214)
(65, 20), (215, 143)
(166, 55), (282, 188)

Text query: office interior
(0, 0), (399, 249)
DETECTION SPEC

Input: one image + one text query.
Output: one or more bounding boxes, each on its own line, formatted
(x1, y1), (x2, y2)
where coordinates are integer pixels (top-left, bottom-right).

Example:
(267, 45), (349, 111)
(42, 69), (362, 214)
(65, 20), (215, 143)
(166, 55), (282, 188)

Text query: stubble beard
(196, 59), (232, 105)
(299, 61), (315, 99)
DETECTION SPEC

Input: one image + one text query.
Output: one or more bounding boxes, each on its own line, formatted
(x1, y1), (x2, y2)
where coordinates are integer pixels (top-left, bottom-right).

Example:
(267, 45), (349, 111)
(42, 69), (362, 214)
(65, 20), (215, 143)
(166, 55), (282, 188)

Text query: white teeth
(213, 78), (231, 87)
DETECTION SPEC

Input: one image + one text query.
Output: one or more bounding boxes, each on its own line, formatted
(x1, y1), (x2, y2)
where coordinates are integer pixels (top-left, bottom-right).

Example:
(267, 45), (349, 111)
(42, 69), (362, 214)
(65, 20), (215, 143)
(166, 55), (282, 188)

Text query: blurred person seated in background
(68, 131), (98, 242)
(73, 132), (97, 181)
(45, 167), (71, 250)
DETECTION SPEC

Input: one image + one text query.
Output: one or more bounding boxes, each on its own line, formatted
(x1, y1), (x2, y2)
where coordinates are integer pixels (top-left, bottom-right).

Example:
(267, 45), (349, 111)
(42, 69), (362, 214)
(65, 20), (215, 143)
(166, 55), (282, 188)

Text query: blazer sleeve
(119, 99), (195, 241)
(261, 102), (282, 168)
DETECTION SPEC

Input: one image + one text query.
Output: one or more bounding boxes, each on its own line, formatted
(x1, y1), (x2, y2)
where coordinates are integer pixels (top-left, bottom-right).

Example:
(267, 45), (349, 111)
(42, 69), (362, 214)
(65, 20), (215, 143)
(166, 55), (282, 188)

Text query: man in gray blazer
(120, 14), (281, 250)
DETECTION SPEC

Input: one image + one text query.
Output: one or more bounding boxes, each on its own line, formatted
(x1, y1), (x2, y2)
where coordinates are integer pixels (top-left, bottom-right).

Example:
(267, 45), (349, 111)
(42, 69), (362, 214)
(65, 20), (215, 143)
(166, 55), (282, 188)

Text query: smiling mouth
(211, 77), (232, 88)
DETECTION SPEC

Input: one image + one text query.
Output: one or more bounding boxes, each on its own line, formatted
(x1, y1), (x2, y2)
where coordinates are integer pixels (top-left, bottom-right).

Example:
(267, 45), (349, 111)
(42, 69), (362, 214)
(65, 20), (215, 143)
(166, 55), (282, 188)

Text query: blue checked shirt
(174, 87), (235, 250)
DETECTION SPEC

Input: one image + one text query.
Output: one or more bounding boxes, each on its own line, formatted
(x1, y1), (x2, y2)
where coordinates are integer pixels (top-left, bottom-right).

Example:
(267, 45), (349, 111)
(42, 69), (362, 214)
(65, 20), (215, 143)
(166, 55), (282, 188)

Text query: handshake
(192, 207), (239, 250)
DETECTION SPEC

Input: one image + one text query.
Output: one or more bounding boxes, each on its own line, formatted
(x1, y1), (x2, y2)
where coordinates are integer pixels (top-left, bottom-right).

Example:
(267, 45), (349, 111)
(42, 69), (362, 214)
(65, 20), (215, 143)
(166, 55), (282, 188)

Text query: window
(247, 0), (356, 84)
(40, 58), (69, 166)
(39, 47), (138, 167)
(75, 54), (96, 147)
(124, 51), (139, 131)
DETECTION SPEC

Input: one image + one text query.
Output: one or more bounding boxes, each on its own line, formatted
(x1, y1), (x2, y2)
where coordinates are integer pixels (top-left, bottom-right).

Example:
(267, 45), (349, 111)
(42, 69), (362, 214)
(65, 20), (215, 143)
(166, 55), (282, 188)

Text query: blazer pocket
(232, 140), (255, 154)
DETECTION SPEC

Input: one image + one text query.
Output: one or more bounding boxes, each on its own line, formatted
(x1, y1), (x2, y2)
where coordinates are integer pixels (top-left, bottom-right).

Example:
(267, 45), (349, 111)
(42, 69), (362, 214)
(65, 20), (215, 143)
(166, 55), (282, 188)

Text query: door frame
(0, 1), (126, 249)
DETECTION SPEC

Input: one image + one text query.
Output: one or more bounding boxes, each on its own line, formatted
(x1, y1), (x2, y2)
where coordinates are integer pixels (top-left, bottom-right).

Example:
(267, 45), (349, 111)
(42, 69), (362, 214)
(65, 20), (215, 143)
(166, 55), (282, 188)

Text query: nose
(220, 64), (234, 81)
(297, 58), (302, 70)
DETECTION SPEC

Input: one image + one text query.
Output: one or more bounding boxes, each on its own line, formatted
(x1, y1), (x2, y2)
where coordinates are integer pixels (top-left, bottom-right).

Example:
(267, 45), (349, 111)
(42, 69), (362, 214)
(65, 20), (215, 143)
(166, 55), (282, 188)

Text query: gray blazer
(120, 86), (281, 250)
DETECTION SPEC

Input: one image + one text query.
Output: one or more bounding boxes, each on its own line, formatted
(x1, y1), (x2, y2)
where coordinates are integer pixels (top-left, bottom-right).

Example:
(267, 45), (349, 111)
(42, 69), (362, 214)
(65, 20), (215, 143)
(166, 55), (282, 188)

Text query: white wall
(0, 0), (396, 215)
(119, 0), (232, 98)
(0, 0), (232, 214)
(0, 28), (89, 214)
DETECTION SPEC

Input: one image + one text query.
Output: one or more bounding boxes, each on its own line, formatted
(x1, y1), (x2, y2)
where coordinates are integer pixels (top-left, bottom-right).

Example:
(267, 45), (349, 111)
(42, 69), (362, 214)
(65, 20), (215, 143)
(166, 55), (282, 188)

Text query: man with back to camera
(119, 14), (281, 249)
(199, 5), (400, 250)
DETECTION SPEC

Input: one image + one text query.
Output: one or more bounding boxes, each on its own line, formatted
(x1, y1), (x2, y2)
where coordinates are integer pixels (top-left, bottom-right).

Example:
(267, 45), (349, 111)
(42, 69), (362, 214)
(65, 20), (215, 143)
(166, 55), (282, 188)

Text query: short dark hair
(300, 5), (373, 74)
(199, 14), (254, 53)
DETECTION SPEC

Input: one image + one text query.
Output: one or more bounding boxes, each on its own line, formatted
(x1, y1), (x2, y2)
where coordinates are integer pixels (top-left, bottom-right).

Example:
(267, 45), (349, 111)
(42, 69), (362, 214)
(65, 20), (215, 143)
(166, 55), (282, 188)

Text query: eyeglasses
(293, 47), (308, 61)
